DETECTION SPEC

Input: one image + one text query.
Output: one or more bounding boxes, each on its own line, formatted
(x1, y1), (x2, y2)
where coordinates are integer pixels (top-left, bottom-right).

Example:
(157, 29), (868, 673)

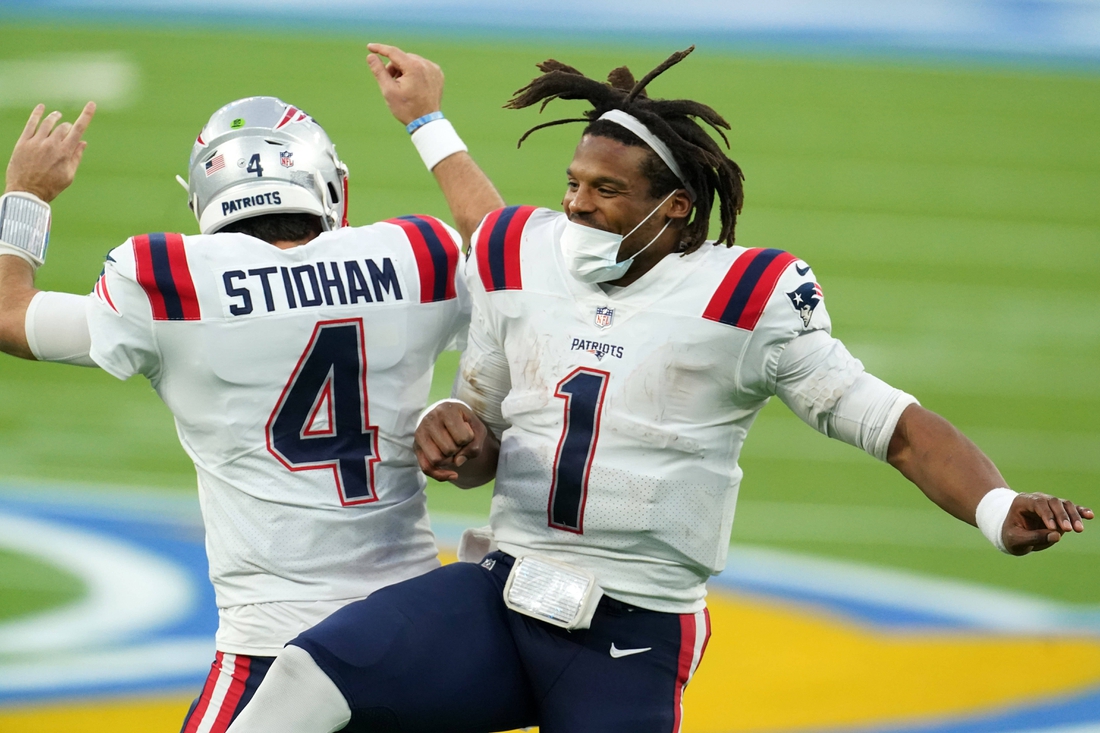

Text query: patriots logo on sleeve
(787, 281), (823, 328)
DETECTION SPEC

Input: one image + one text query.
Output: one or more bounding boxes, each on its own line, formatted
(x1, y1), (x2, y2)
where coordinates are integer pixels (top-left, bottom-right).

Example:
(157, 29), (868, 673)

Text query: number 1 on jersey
(267, 318), (380, 506)
(548, 367), (609, 533)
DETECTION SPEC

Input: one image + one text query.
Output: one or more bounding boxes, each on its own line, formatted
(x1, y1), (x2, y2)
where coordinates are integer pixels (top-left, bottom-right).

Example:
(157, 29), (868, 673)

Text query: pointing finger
(20, 104), (45, 142)
(366, 43), (409, 64)
(67, 101), (96, 143)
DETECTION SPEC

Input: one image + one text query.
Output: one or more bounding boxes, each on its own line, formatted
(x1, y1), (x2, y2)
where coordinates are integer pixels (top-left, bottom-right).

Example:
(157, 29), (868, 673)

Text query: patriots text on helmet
(221, 191), (283, 216)
(221, 258), (403, 316)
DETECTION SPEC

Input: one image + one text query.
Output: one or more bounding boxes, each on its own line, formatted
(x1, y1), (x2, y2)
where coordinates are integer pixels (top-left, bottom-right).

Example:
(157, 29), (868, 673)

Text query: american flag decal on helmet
(204, 154), (225, 176)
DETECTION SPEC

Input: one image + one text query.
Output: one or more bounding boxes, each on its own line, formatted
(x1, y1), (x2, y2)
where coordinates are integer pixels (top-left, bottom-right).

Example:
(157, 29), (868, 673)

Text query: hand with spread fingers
(366, 43), (444, 126)
(414, 401), (499, 489)
(1003, 492), (1093, 555)
(5, 101), (96, 202)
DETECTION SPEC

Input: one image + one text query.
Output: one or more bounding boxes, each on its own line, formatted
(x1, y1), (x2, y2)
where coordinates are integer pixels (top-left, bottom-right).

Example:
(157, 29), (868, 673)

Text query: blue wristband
(406, 111), (444, 135)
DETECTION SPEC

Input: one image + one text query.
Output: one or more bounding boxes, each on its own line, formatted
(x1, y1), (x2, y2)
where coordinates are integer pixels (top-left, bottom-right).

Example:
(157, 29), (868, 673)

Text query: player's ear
(666, 189), (693, 220)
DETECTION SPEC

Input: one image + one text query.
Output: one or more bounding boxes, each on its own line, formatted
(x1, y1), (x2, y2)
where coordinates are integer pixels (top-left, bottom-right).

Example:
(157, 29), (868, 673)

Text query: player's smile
(563, 134), (677, 253)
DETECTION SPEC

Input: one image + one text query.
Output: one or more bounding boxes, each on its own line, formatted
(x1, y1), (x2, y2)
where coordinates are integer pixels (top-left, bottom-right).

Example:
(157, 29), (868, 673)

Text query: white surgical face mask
(560, 191), (676, 284)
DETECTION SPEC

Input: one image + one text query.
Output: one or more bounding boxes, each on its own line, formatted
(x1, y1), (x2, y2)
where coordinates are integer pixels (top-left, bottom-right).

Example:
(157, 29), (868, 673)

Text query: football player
(0, 44), (502, 733)
(224, 47), (1094, 733)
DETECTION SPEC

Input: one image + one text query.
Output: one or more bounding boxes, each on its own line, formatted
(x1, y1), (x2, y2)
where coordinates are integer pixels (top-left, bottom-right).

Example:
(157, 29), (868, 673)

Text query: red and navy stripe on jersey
(385, 215), (460, 303)
(180, 652), (274, 733)
(476, 205), (538, 292)
(133, 233), (201, 321)
(703, 247), (798, 331)
(93, 270), (118, 314)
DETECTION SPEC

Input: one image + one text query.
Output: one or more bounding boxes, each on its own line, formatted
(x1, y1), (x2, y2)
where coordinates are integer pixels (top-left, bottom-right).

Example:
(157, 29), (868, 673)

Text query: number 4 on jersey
(549, 368), (609, 533)
(267, 318), (380, 506)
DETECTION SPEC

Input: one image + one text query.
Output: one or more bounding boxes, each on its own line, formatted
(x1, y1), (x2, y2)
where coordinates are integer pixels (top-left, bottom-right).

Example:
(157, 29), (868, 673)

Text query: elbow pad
(24, 291), (97, 367)
(776, 330), (917, 461)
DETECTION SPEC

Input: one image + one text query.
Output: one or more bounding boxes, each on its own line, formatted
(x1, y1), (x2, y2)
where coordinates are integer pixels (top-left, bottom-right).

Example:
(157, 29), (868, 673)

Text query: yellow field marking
(3, 564), (1099, 733)
(683, 592), (1100, 733)
(0, 695), (193, 732)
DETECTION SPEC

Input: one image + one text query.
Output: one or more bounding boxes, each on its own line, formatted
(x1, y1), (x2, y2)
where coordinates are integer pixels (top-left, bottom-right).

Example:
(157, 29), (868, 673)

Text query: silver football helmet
(181, 97), (349, 234)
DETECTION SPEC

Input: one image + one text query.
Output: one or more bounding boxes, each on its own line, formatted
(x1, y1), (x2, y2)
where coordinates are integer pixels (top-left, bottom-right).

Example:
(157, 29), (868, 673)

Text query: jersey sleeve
(86, 240), (161, 382)
(384, 214), (470, 353)
(451, 211), (512, 437)
(774, 329), (919, 461)
(736, 255), (831, 399)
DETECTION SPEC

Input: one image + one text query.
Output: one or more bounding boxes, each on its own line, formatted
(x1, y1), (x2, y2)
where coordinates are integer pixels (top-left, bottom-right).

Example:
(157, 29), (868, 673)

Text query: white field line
(1007, 721), (1100, 726)
(0, 639), (213, 693)
(718, 543), (1100, 636)
(730, 499), (1100, 554)
(0, 54), (138, 110)
(0, 511), (195, 655)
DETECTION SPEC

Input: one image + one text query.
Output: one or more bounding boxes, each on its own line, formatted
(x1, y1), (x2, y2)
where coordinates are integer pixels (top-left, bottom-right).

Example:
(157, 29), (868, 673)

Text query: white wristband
(416, 398), (472, 429)
(410, 119), (468, 171)
(975, 487), (1018, 554)
(0, 191), (51, 270)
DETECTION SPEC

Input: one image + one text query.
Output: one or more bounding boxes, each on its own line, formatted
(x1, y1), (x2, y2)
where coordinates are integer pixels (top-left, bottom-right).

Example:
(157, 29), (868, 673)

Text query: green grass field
(0, 20), (1097, 625)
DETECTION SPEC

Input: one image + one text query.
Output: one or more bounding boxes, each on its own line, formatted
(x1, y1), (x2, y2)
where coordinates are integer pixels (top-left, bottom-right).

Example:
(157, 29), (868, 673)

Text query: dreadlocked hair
(505, 46), (745, 252)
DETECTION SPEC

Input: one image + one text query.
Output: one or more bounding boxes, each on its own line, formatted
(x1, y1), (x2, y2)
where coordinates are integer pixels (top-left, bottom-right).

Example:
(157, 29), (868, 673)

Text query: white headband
(598, 109), (695, 200)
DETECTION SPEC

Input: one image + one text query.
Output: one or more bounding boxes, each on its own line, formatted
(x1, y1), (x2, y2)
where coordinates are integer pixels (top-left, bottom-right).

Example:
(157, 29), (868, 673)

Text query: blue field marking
(713, 544), (1100, 636)
(815, 686), (1100, 733)
(0, 484), (215, 703)
(3, 1), (1100, 63)
(1, 489), (1098, 733)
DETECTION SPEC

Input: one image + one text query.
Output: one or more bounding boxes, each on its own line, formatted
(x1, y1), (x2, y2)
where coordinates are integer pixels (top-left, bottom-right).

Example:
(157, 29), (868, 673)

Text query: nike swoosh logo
(795, 263), (811, 276)
(609, 643), (652, 658)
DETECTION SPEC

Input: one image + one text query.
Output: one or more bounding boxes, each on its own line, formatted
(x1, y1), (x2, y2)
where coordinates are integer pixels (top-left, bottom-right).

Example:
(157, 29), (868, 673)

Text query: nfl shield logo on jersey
(280, 150), (294, 168)
(594, 306), (614, 329)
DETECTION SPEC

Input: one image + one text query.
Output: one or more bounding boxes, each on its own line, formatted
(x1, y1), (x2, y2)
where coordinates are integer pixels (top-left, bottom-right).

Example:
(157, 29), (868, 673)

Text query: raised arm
(366, 43), (504, 246)
(0, 102), (95, 360)
(0, 256), (35, 358)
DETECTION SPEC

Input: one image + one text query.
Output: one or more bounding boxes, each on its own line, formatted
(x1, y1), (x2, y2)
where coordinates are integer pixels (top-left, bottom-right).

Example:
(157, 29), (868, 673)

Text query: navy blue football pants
(291, 551), (711, 733)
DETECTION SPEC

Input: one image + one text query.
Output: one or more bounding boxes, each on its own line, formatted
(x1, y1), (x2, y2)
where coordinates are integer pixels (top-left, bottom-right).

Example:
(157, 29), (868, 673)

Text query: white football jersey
(86, 216), (468, 655)
(460, 207), (911, 614)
